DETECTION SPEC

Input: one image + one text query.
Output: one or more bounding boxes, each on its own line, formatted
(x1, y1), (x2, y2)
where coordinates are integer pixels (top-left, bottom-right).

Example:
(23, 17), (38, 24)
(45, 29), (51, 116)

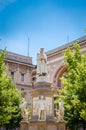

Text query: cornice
(46, 35), (86, 57)
(5, 58), (35, 68)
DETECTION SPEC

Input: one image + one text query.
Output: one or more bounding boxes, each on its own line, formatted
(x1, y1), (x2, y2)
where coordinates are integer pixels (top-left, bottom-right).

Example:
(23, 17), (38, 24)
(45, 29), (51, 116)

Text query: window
(11, 72), (14, 80)
(21, 74), (24, 81)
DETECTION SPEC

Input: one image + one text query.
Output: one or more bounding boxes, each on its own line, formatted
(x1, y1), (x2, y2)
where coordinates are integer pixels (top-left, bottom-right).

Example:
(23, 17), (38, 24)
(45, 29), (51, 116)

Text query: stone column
(20, 121), (29, 130)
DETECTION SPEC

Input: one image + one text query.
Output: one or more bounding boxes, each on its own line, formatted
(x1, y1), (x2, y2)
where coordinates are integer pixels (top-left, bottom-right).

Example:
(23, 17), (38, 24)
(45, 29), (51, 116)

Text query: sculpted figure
(19, 98), (28, 121)
(38, 96), (46, 120)
(37, 48), (47, 76)
(58, 99), (64, 122)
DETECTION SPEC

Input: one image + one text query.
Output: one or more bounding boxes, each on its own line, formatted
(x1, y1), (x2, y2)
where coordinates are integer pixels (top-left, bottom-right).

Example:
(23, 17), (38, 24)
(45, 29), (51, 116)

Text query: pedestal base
(36, 76), (49, 82)
(57, 122), (65, 130)
(20, 120), (29, 130)
(29, 121), (57, 130)
(20, 120), (65, 130)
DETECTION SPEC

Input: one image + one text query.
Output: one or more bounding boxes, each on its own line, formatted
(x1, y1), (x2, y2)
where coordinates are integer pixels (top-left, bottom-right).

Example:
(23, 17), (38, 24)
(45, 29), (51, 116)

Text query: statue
(58, 99), (64, 122)
(19, 98), (28, 121)
(37, 48), (47, 76)
(38, 96), (46, 120)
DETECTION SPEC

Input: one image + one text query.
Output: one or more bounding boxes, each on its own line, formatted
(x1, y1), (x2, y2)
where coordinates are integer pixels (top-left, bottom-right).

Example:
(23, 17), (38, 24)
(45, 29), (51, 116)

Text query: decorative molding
(8, 63), (18, 72)
(19, 65), (27, 74)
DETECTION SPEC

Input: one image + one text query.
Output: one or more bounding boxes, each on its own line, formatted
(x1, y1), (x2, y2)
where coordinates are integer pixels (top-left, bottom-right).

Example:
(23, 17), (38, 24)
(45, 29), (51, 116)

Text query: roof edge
(46, 35), (86, 56)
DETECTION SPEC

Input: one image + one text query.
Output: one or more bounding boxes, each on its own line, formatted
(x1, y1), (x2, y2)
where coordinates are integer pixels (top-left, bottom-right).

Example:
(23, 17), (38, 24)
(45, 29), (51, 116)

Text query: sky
(0, 0), (86, 64)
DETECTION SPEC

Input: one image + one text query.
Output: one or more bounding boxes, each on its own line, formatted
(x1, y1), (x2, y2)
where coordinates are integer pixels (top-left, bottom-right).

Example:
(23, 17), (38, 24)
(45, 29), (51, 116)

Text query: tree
(0, 50), (22, 128)
(58, 43), (86, 130)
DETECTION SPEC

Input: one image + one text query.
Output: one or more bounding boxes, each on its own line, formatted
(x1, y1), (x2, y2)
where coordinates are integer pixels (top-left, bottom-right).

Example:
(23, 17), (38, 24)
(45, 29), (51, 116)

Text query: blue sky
(0, 0), (86, 64)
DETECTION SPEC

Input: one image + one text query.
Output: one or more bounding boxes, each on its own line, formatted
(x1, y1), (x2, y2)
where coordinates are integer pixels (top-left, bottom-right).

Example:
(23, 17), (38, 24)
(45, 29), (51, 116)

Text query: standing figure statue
(19, 98), (28, 121)
(38, 96), (46, 120)
(37, 48), (47, 76)
(58, 99), (64, 122)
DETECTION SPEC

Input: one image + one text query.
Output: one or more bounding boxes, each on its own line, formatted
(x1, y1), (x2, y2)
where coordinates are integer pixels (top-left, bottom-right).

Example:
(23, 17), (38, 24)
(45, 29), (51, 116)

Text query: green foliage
(0, 50), (22, 128)
(58, 43), (86, 130)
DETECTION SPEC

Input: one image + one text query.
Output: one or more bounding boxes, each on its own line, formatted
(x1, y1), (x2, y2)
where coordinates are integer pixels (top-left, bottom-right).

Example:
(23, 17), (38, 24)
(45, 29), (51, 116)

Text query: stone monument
(20, 48), (65, 130)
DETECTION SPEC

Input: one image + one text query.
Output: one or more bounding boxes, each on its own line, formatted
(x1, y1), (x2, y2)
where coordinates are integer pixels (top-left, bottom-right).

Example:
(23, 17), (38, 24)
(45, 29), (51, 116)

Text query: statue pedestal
(20, 120), (29, 130)
(57, 122), (65, 130)
(20, 121), (65, 130)
(28, 121), (58, 130)
(20, 80), (66, 130)
(30, 81), (55, 122)
(36, 76), (49, 82)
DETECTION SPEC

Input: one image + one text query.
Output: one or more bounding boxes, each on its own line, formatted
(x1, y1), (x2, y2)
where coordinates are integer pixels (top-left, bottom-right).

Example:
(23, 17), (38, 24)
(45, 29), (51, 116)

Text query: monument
(20, 48), (65, 130)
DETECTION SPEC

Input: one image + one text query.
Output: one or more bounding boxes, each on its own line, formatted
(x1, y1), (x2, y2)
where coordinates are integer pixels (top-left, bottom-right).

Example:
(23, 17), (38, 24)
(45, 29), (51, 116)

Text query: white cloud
(0, 0), (16, 11)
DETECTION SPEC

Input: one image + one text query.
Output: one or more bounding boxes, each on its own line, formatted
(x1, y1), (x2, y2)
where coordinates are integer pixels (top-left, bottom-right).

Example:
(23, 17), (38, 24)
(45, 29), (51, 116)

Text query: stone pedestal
(30, 82), (55, 122)
(57, 122), (65, 130)
(29, 121), (46, 130)
(28, 121), (57, 130)
(20, 121), (65, 130)
(20, 121), (29, 130)
(20, 80), (66, 130)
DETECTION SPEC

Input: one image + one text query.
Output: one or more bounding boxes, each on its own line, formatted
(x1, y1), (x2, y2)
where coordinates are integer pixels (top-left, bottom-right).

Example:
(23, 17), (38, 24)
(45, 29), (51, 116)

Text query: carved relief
(46, 97), (52, 115)
(19, 65), (27, 74)
(33, 97), (39, 115)
(33, 97), (52, 116)
(8, 63), (18, 72)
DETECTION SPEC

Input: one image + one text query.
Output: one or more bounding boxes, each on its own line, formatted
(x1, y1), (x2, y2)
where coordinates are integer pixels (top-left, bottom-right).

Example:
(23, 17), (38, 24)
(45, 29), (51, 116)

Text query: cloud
(0, 0), (16, 11)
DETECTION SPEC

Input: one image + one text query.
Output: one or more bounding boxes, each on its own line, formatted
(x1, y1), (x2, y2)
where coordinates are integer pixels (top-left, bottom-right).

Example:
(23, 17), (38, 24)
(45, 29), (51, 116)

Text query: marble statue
(19, 98), (28, 121)
(37, 48), (47, 76)
(58, 99), (64, 122)
(38, 96), (46, 120)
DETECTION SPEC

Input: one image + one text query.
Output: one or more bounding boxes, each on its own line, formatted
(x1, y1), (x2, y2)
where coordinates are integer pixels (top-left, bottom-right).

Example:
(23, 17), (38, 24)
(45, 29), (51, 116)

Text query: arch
(49, 61), (64, 84)
(53, 66), (67, 88)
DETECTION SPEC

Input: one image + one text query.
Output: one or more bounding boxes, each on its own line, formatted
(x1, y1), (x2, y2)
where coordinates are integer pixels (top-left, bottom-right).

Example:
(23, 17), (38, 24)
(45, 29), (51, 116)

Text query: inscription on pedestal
(20, 121), (29, 130)
(57, 122), (65, 130)
(38, 125), (46, 130)
(47, 125), (57, 130)
(29, 125), (37, 130)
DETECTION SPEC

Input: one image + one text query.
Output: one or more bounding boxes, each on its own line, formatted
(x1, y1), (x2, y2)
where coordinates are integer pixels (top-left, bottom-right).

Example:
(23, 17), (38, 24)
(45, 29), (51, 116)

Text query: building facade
(5, 51), (35, 109)
(46, 36), (86, 88)
(4, 36), (86, 110)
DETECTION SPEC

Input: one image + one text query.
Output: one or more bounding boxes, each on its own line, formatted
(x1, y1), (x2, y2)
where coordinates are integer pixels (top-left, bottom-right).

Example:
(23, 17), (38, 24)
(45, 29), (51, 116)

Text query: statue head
(40, 48), (44, 53)
(40, 95), (44, 100)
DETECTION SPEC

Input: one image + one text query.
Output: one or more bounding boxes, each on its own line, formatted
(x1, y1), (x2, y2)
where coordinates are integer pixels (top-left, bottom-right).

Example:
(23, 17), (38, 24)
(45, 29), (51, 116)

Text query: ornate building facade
(5, 51), (35, 109)
(4, 36), (86, 109)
